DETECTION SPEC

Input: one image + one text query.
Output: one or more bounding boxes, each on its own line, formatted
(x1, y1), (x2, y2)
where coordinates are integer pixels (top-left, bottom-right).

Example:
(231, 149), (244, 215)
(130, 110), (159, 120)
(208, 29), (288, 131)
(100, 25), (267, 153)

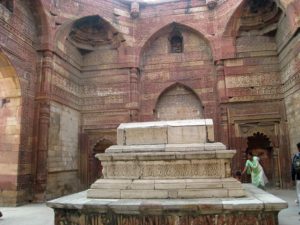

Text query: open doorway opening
(88, 139), (113, 186)
(246, 132), (273, 185)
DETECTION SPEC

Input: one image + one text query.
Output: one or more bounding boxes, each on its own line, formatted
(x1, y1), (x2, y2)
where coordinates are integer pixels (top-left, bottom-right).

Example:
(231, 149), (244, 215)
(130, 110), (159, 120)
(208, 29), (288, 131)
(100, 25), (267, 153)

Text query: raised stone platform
(48, 119), (287, 224)
(48, 184), (288, 225)
(87, 119), (246, 199)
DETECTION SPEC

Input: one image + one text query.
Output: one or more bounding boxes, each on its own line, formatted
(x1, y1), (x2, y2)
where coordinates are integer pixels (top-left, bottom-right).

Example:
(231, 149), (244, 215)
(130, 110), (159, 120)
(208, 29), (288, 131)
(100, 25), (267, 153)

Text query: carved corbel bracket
(206, 0), (218, 10)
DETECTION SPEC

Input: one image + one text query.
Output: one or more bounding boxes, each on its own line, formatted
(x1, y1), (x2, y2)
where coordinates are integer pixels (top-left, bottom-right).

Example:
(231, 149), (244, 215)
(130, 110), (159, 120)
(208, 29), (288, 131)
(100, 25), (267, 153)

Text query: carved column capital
(39, 101), (50, 118)
(38, 50), (54, 96)
(130, 67), (139, 77)
(42, 50), (54, 68)
(130, 1), (140, 18)
(215, 60), (224, 75)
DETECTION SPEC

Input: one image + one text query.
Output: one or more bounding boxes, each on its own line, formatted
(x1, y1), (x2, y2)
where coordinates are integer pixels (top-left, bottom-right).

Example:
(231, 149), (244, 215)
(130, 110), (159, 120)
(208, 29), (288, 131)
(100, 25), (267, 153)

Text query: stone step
(87, 178), (245, 199)
(105, 143), (226, 154)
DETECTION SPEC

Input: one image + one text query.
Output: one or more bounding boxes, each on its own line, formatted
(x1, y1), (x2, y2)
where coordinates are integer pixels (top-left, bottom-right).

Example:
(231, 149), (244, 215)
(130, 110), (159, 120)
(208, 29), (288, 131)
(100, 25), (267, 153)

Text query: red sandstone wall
(0, 0), (300, 205)
(0, 0), (38, 205)
(277, 12), (300, 158)
(140, 27), (217, 122)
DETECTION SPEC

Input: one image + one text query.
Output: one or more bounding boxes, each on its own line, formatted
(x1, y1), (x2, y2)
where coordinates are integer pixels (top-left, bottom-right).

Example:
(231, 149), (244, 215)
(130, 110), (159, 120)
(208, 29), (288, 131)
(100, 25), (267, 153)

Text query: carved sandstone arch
(154, 83), (204, 121)
(0, 49), (22, 205)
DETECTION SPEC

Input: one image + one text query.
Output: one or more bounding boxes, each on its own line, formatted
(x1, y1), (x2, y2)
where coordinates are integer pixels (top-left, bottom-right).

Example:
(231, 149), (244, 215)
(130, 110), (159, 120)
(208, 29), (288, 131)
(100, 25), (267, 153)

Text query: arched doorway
(0, 50), (22, 205)
(88, 139), (113, 186)
(155, 84), (203, 121)
(247, 132), (274, 185)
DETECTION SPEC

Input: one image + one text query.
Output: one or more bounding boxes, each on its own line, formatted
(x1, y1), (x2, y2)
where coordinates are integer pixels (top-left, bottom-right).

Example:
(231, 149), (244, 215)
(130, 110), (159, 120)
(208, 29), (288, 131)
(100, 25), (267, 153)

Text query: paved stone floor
(0, 189), (299, 225)
(0, 203), (54, 225)
(268, 189), (300, 225)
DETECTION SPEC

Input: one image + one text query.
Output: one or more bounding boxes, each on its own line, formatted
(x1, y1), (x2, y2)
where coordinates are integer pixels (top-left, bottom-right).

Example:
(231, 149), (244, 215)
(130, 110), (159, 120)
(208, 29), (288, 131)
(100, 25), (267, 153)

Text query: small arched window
(0, 0), (14, 12)
(169, 29), (183, 53)
(170, 35), (183, 53)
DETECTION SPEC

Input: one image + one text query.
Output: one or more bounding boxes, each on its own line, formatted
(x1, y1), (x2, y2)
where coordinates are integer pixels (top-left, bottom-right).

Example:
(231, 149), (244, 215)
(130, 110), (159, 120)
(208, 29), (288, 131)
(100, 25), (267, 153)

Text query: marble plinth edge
(47, 184), (287, 225)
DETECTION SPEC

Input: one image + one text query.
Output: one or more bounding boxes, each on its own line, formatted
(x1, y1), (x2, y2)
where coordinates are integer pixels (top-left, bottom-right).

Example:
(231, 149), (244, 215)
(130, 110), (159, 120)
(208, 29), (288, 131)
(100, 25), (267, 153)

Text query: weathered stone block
(87, 189), (121, 199)
(125, 127), (168, 145)
(121, 190), (168, 199)
(165, 143), (205, 152)
(154, 180), (186, 190)
(228, 189), (246, 197)
(117, 129), (125, 145)
(178, 189), (228, 198)
(130, 180), (155, 190)
(91, 179), (132, 189)
(167, 126), (207, 144)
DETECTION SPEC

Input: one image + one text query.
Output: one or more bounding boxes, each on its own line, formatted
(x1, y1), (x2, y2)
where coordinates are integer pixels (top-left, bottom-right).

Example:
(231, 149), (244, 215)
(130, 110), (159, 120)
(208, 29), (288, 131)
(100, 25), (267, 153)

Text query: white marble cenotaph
(87, 119), (245, 199)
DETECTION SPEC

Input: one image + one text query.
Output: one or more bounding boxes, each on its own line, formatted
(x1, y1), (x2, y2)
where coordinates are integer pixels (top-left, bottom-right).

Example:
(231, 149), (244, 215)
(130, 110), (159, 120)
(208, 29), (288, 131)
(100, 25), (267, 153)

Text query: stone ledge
(105, 143), (226, 154)
(97, 149), (235, 161)
(118, 119), (213, 129)
(47, 184), (287, 214)
(88, 178), (245, 198)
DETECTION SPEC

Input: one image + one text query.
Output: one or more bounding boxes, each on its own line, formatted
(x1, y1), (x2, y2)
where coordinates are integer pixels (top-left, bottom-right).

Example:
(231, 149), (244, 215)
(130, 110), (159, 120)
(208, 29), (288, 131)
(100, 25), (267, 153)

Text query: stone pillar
(216, 60), (226, 100)
(34, 50), (53, 201)
(128, 68), (139, 121)
(215, 60), (226, 142)
(34, 101), (50, 201)
(206, 0), (218, 10)
(130, 1), (139, 18)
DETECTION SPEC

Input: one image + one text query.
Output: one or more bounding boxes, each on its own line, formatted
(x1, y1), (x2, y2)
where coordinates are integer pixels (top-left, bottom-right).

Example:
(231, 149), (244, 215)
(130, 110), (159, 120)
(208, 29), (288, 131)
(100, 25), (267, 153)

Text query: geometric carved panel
(238, 122), (277, 138)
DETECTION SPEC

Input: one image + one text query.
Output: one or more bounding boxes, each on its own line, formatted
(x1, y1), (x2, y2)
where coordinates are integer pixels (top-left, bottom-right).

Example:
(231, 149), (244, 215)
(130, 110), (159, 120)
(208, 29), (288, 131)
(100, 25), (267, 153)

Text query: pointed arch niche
(155, 84), (203, 121)
(139, 23), (215, 121)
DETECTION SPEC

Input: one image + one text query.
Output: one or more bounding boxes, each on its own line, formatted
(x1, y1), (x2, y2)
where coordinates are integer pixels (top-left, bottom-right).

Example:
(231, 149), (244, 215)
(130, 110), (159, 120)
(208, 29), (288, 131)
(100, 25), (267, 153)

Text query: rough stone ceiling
(68, 16), (124, 52)
(69, 16), (111, 49)
(239, 0), (282, 33)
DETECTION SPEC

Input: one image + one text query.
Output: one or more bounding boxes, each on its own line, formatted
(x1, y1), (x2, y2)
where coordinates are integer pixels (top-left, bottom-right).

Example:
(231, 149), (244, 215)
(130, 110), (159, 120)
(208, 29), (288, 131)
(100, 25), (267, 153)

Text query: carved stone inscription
(103, 159), (224, 179)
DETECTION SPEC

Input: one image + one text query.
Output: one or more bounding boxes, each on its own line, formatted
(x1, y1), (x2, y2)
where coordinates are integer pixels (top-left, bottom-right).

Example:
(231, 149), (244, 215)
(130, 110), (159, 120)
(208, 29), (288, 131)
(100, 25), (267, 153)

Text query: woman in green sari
(242, 152), (268, 189)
